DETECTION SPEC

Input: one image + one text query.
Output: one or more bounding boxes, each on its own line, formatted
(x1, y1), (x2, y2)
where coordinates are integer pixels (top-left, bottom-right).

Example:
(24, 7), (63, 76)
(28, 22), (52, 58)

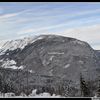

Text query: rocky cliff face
(0, 35), (100, 97)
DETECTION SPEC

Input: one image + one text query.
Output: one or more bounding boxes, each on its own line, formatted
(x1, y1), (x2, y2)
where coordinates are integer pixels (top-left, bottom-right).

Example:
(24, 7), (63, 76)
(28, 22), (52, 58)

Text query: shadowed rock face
(0, 35), (100, 97)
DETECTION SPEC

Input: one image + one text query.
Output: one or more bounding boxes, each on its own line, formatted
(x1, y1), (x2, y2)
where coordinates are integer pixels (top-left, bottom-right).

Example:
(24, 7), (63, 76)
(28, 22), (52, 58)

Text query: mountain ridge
(0, 34), (100, 97)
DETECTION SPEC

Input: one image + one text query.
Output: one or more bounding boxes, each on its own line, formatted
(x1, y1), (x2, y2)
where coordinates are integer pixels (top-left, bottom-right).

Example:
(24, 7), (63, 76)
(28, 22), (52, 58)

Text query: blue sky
(0, 2), (100, 49)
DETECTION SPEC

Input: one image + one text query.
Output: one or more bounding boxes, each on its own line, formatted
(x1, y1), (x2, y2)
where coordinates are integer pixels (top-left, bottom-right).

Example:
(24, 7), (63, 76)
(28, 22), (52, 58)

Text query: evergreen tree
(0, 74), (3, 92)
(96, 78), (100, 96)
(80, 73), (90, 97)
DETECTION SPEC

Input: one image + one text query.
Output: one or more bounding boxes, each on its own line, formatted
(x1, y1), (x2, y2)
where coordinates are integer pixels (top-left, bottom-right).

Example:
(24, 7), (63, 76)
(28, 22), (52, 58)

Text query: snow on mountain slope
(0, 34), (100, 97)
(0, 35), (46, 69)
(0, 35), (45, 55)
(0, 34), (88, 56)
(1, 59), (24, 70)
(1, 37), (34, 51)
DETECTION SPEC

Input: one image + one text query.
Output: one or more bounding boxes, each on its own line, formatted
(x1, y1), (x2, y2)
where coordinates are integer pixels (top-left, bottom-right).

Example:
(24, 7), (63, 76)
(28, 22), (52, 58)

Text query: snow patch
(2, 59), (16, 68)
(6, 53), (9, 55)
(28, 70), (35, 73)
(0, 51), (5, 55)
(72, 40), (85, 45)
(36, 36), (44, 40)
(32, 36), (44, 43)
(48, 52), (64, 55)
(17, 65), (24, 70)
(0, 89), (65, 98)
(64, 64), (70, 68)
(78, 60), (84, 64)
(1, 59), (24, 70)
(49, 69), (53, 76)
(0, 59), (3, 62)
(0, 37), (35, 55)
(49, 56), (54, 61)
(5, 93), (15, 97)
(0, 36), (45, 55)
(28, 89), (65, 98)
(3, 65), (18, 69)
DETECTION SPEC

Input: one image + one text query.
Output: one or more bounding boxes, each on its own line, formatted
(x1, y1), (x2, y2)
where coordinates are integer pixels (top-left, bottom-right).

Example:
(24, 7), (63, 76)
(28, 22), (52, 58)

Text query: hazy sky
(0, 2), (100, 49)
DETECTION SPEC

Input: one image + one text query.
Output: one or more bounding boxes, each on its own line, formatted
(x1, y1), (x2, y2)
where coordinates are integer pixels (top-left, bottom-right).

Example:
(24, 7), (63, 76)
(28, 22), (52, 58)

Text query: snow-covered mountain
(0, 34), (100, 97)
(0, 37), (34, 55)
(0, 35), (45, 55)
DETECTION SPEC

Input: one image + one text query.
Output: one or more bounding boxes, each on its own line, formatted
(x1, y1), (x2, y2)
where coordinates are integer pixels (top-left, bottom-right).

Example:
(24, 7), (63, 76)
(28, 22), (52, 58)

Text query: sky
(0, 2), (100, 49)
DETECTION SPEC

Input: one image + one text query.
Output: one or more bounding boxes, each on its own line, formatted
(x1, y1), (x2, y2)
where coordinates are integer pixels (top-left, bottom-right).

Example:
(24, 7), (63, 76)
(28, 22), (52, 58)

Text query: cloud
(17, 23), (69, 35)
(17, 14), (100, 35)
(26, 8), (100, 19)
(10, 6), (100, 25)
(0, 9), (30, 19)
(17, 29), (35, 35)
(0, 13), (20, 19)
